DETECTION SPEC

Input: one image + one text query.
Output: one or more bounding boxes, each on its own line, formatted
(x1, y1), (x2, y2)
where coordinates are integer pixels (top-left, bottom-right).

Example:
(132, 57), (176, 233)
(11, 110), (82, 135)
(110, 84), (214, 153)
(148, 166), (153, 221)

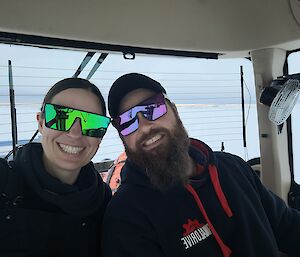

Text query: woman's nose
(67, 118), (82, 137)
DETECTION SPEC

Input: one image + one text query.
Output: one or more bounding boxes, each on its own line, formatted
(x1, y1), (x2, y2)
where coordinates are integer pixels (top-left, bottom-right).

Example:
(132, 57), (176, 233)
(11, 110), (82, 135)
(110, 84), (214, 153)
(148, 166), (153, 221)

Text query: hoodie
(101, 138), (300, 257)
(0, 143), (111, 257)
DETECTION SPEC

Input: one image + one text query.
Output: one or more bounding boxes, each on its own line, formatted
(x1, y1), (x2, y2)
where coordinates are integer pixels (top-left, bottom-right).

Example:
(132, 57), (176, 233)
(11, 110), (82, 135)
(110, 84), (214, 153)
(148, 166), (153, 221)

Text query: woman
(0, 78), (112, 257)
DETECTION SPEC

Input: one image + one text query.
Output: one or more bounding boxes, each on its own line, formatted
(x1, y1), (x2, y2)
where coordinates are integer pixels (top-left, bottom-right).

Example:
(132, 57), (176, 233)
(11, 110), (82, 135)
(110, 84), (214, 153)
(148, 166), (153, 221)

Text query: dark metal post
(72, 52), (95, 78)
(240, 66), (246, 148)
(86, 53), (108, 80)
(8, 60), (18, 158)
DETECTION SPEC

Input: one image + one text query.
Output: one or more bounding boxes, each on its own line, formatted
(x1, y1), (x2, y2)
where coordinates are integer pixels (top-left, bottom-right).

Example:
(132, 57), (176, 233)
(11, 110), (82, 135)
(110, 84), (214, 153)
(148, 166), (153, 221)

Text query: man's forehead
(118, 88), (157, 114)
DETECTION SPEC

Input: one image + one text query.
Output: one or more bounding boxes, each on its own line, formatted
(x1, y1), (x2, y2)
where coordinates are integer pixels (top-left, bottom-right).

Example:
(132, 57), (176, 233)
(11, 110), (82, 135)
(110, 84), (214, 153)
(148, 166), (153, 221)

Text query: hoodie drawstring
(209, 164), (233, 218)
(185, 164), (233, 257)
(186, 184), (231, 257)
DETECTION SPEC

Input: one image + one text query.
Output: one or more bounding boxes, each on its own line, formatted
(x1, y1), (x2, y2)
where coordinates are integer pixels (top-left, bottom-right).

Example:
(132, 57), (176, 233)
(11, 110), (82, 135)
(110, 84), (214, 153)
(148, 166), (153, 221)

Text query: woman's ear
(36, 112), (44, 133)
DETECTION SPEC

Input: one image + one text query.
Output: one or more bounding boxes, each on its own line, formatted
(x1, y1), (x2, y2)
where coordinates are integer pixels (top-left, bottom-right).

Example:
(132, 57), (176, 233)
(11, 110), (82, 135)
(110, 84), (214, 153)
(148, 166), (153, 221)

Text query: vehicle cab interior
(0, 1), (300, 251)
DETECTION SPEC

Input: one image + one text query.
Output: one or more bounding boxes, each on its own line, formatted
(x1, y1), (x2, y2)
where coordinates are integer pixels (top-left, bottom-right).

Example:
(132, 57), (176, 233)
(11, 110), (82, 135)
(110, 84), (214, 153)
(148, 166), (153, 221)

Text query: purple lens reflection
(114, 93), (168, 136)
(120, 119), (139, 136)
(152, 104), (167, 120)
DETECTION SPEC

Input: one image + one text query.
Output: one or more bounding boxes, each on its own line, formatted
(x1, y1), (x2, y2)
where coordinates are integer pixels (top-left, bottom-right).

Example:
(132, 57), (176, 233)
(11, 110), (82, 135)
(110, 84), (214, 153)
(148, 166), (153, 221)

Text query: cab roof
(1, 0), (300, 58)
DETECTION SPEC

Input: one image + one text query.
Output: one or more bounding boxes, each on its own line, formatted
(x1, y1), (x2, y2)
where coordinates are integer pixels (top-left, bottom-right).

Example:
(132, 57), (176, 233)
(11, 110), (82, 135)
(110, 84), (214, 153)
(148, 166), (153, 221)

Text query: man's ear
(36, 112), (44, 133)
(169, 102), (179, 114)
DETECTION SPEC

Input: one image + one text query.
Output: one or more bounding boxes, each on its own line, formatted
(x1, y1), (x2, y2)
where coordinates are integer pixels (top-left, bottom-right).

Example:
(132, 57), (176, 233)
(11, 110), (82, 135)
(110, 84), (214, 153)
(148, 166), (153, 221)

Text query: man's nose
(136, 112), (154, 132)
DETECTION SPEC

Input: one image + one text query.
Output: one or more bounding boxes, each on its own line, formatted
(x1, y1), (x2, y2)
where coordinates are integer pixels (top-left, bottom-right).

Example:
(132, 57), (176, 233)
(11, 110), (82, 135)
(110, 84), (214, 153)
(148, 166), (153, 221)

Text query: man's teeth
(145, 134), (162, 146)
(59, 143), (83, 154)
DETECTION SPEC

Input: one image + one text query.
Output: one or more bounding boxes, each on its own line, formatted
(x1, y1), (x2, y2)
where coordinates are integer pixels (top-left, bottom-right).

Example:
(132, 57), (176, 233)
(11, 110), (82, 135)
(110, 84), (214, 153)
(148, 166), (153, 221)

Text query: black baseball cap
(108, 73), (166, 118)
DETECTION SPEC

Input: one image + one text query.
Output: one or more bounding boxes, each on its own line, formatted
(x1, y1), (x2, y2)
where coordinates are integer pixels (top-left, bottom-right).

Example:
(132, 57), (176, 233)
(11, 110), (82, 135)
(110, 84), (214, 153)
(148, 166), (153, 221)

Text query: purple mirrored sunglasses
(112, 92), (168, 136)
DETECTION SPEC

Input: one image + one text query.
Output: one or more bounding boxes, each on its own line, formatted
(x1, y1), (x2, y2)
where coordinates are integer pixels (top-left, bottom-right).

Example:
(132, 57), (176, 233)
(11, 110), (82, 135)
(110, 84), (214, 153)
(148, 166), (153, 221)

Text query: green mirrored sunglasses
(43, 103), (111, 138)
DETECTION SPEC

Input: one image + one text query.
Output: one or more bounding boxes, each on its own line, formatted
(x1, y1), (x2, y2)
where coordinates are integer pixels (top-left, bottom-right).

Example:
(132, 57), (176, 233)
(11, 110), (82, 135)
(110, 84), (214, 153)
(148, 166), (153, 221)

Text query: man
(101, 73), (300, 257)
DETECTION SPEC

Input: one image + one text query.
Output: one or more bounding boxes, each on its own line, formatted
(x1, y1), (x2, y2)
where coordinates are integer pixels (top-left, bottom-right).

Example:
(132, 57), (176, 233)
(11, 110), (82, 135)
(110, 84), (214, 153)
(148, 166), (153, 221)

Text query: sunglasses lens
(113, 93), (167, 136)
(81, 113), (111, 138)
(44, 103), (110, 138)
(44, 103), (72, 131)
(44, 104), (56, 126)
(120, 119), (139, 136)
(152, 104), (167, 120)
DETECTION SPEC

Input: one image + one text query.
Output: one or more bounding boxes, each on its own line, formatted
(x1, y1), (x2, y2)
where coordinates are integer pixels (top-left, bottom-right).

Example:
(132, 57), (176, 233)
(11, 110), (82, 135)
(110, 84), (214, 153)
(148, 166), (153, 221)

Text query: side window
(288, 52), (300, 184)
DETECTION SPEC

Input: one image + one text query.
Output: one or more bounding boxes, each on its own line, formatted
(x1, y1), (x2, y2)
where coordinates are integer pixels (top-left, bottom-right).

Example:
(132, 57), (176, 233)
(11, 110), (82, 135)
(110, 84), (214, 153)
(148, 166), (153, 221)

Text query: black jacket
(101, 138), (300, 257)
(0, 143), (111, 257)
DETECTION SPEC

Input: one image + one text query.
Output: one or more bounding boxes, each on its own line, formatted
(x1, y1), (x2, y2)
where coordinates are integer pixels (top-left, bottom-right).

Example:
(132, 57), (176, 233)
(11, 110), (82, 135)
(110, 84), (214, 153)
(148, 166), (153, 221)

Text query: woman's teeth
(59, 143), (83, 154)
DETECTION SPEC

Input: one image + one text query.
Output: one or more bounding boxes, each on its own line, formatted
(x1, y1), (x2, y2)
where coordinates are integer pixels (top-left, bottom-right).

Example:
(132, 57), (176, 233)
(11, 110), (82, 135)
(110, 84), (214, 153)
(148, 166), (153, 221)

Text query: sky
(0, 43), (257, 104)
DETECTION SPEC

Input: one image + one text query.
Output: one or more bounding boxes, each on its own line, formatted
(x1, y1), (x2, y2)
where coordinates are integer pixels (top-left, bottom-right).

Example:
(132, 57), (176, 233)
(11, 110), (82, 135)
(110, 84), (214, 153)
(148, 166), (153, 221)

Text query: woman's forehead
(51, 88), (103, 114)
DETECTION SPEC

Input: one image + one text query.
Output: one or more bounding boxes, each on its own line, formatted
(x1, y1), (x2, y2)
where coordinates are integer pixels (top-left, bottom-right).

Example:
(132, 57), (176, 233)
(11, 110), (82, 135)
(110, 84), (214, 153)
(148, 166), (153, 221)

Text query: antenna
(86, 53), (108, 80)
(72, 52), (95, 78)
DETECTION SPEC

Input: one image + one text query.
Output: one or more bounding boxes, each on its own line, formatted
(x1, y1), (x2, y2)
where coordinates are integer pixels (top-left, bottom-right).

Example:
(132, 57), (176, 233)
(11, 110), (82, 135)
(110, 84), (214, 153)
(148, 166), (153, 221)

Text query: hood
(15, 142), (107, 217)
